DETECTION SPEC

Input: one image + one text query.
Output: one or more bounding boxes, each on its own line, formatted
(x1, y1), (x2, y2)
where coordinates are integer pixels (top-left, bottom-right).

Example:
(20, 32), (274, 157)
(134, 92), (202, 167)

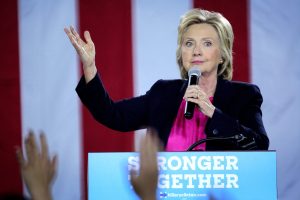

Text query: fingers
(40, 132), (49, 159)
(185, 95), (210, 106)
(141, 130), (159, 158)
(51, 155), (58, 171)
(63, 27), (71, 35)
(186, 96), (215, 117)
(64, 27), (79, 49)
(64, 26), (85, 53)
(129, 169), (140, 194)
(49, 154), (58, 182)
(16, 146), (26, 168)
(64, 27), (76, 43)
(139, 135), (148, 169)
(184, 85), (206, 100)
(84, 31), (94, 45)
(65, 26), (91, 45)
(140, 129), (159, 177)
(23, 131), (54, 163)
(131, 129), (159, 199)
(184, 85), (216, 117)
(25, 131), (39, 164)
(129, 169), (138, 184)
(70, 26), (80, 39)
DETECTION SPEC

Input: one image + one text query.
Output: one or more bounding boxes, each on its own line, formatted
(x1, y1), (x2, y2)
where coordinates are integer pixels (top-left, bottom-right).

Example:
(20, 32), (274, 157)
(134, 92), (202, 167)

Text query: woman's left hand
(183, 85), (215, 118)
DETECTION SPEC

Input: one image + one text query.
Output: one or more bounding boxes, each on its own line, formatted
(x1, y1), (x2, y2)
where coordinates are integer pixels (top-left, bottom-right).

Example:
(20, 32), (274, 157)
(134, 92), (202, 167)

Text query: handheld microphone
(184, 66), (201, 119)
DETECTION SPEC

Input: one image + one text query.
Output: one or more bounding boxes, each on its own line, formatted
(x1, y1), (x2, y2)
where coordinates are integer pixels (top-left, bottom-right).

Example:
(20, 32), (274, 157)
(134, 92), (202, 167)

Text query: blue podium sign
(88, 151), (276, 200)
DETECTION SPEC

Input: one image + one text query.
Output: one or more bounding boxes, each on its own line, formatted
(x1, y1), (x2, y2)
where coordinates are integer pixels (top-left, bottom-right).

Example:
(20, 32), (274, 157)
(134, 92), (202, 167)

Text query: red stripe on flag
(79, 0), (134, 198)
(194, 0), (250, 82)
(0, 0), (23, 195)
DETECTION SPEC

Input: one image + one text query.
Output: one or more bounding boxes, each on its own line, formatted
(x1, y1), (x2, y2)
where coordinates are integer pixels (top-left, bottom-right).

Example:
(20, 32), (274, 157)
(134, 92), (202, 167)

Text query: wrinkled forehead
(182, 23), (220, 42)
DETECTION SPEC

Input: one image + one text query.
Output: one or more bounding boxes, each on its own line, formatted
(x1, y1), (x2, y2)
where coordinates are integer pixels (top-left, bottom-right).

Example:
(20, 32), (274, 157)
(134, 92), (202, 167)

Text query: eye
(185, 41), (194, 47)
(203, 41), (212, 47)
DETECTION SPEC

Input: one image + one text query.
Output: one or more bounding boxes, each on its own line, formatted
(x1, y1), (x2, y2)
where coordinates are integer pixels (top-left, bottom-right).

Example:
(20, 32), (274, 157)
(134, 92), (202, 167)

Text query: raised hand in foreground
(130, 130), (160, 200)
(16, 131), (57, 200)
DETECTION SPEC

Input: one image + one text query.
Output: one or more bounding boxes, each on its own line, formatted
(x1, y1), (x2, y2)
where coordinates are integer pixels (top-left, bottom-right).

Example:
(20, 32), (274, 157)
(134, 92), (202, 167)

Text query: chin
(185, 65), (202, 71)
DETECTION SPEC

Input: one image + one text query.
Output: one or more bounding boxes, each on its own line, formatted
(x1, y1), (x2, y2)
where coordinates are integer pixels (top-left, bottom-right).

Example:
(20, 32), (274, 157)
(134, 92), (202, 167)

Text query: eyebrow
(184, 37), (215, 41)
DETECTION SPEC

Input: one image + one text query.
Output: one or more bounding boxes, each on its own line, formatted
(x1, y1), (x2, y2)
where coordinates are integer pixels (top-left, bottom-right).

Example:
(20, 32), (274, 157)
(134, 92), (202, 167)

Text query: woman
(64, 9), (269, 151)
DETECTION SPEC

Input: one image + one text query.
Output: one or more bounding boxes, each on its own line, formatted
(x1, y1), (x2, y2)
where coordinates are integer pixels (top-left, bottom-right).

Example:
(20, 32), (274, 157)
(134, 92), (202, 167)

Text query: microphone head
(188, 66), (201, 77)
(185, 66), (201, 120)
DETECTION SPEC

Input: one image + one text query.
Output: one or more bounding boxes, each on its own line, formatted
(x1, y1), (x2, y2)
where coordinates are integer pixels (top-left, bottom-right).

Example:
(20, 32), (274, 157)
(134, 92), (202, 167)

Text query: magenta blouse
(165, 97), (213, 151)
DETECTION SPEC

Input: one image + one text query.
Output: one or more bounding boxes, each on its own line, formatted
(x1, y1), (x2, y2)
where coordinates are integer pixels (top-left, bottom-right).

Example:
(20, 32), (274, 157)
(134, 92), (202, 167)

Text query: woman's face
(181, 23), (222, 77)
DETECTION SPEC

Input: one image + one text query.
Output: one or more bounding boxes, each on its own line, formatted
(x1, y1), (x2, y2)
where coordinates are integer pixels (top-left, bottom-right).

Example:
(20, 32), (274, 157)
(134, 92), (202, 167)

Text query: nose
(193, 44), (202, 56)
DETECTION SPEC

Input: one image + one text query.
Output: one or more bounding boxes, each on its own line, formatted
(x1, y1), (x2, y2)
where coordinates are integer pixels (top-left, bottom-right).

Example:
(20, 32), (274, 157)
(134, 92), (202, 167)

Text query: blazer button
(212, 129), (219, 135)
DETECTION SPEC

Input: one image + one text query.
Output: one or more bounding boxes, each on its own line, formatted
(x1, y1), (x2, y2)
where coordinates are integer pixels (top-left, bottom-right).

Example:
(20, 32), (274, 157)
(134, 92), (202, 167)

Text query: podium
(88, 151), (277, 200)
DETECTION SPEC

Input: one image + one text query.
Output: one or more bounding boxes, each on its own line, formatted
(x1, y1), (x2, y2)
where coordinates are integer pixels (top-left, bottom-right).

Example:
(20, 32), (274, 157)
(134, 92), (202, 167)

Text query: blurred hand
(64, 26), (97, 82)
(130, 129), (160, 200)
(16, 131), (57, 200)
(183, 85), (215, 118)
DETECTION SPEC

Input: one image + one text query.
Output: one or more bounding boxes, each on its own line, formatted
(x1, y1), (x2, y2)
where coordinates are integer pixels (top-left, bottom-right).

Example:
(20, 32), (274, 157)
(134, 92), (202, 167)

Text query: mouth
(191, 61), (204, 65)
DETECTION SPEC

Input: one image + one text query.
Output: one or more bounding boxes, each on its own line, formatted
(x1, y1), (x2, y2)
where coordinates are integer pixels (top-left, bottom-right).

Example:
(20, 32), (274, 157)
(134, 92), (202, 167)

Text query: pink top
(165, 97), (213, 151)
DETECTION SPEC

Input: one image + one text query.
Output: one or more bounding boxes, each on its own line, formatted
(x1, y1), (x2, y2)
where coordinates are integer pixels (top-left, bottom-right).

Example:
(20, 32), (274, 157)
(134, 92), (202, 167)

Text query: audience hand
(130, 130), (160, 200)
(16, 131), (57, 200)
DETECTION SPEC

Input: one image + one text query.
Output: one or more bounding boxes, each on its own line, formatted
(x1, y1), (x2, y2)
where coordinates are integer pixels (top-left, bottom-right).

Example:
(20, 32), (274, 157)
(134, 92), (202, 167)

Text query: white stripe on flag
(18, 0), (82, 199)
(132, 0), (192, 150)
(250, 0), (300, 199)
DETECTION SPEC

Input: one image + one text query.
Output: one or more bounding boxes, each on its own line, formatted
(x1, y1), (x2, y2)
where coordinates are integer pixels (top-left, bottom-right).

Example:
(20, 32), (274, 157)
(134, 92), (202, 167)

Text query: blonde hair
(176, 9), (234, 80)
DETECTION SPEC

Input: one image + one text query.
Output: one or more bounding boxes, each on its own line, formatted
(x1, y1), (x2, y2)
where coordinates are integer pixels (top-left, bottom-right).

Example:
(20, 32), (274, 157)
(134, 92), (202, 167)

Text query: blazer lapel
(213, 77), (233, 111)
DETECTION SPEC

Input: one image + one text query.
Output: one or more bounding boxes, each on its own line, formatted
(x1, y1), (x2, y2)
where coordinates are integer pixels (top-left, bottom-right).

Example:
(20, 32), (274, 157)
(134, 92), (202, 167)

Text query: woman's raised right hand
(64, 26), (97, 82)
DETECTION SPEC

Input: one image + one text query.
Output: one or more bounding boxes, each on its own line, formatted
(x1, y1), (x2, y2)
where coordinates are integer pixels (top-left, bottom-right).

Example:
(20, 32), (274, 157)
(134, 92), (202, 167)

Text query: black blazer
(76, 74), (269, 150)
